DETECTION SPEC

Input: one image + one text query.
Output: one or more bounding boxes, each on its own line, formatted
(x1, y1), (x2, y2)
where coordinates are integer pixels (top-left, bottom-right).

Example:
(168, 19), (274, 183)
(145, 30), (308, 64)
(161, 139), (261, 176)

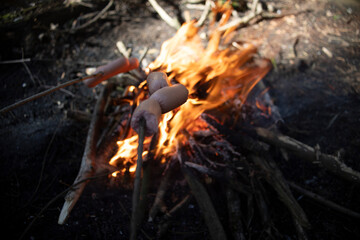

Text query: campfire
(49, 2), (360, 240)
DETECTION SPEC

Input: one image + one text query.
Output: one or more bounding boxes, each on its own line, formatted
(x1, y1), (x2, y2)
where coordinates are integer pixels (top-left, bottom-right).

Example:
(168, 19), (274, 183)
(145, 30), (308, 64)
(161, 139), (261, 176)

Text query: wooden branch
(288, 181), (360, 219)
(184, 161), (223, 178)
(255, 127), (360, 184)
(0, 58), (31, 64)
(58, 83), (114, 225)
(218, 10), (259, 32)
(70, 0), (114, 32)
(148, 165), (172, 221)
(252, 155), (310, 232)
(66, 109), (92, 123)
(20, 173), (109, 240)
(157, 195), (191, 238)
(182, 164), (227, 240)
(148, 0), (181, 30)
(195, 0), (211, 27)
(130, 118), (146, 240)
(226, 186), (246, 240)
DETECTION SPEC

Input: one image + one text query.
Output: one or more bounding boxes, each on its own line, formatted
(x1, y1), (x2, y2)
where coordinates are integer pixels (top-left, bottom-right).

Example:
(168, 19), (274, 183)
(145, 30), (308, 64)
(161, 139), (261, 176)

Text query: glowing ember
(110, 5), (271, 175)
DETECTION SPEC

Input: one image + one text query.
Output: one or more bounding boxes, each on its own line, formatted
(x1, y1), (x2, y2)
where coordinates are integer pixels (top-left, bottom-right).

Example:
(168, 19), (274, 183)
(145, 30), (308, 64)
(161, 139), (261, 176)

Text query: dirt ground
(0, 0), (360, 239)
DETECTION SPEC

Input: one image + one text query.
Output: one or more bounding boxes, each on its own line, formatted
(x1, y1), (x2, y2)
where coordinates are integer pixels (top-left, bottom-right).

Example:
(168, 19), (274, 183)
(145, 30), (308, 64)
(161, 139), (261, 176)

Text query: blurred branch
(148, 0), (181, 30)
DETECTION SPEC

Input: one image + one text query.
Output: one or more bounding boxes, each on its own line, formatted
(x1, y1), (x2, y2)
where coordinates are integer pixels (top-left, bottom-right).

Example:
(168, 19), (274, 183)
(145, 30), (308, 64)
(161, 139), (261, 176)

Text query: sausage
(129, 57), (139, 70)
(149, 84), (189, 113)
(84, 57), (139, 88)
(147, 71), (169, 95)
(131, 98), (162, 136)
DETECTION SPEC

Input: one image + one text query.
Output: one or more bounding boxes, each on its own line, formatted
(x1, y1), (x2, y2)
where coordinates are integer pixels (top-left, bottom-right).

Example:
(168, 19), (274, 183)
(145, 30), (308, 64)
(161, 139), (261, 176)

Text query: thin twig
(116, 41), (132, 58)
(130, 118), (146, 240)
(148, 165), (173, 221)
(0, 73), (102, 115)
(70, 0), (114, 32)
(0, 58), (31, 64)
(251, 0), (259, 15)
(157, 195), (191, 238)
(138, 47), (149, 67)
(195, 0), (211, 27)
(148, 0), (181, 30)
(24, 118), (64, 207)
(288, 181), (360, 219)
(22, 61), (37, 85)
(218, 10), (259, 32)
(184, 161), (223, 178)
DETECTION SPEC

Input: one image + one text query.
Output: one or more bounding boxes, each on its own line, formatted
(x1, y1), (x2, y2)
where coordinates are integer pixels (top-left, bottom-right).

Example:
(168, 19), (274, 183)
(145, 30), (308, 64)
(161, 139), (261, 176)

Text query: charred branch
(255, 127), (360, 184)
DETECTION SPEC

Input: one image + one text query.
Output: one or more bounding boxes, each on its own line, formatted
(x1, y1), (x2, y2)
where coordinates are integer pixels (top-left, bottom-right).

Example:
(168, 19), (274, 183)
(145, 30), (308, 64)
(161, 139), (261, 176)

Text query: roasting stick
(130, 118), (146, 240)
(0, 73), (102, 115)
(130, 72), (188, 239)
(0, 57), (139, 115)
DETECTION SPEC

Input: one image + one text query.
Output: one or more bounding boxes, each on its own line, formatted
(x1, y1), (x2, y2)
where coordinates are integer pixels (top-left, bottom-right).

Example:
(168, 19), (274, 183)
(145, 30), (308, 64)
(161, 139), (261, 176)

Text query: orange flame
(110, 6), (271, 175)
(147, 20), (271, 157)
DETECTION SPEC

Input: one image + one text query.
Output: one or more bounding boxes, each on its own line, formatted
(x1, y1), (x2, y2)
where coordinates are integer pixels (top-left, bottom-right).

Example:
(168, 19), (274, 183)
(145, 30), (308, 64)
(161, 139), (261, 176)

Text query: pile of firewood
(57, 71), (360, 239)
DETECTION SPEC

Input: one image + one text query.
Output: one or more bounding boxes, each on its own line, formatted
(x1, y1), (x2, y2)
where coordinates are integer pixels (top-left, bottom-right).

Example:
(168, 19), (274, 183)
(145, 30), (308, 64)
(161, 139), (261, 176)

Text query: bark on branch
(58, 83), (114, 225)
(255, 127), (360, 184)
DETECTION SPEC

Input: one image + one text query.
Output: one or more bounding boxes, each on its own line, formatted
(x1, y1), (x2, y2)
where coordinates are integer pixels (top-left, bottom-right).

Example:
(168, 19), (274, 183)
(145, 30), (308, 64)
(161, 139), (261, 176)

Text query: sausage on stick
(131, 82), (188, 136)
(150, 84), (188, 113)
(131, 98), (162, 137)
(147, 71), (169, 95)
(84, 57), (139, 88)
